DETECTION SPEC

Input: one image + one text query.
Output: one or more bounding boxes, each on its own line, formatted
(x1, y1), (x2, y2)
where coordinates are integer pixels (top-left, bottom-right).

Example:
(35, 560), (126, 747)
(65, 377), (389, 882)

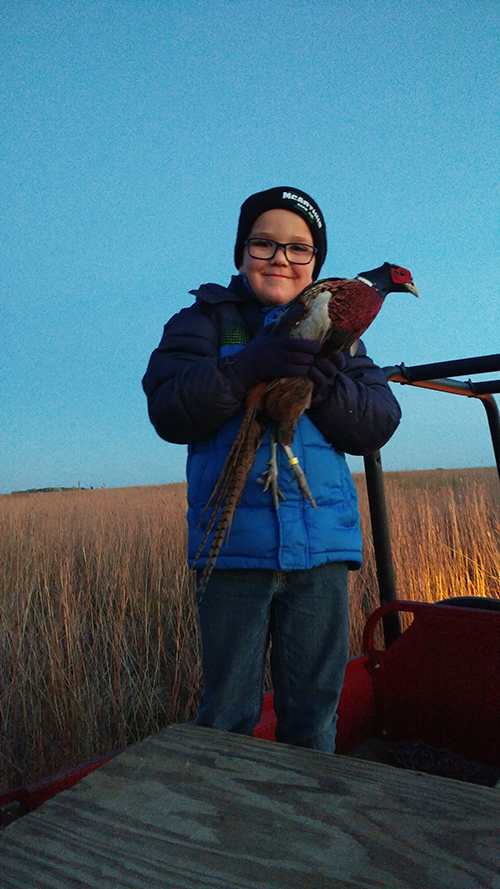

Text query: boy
(143, 187), (401, 752)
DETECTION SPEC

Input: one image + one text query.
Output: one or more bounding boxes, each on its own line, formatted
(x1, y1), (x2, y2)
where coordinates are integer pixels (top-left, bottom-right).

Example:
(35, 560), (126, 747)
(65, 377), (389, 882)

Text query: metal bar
(385, 372), (472, 394)
(363, 451), (401, 647)
(471, 381), (500, 396)
(483, 397), (500, 483)
(389, 354), (500, 383)
(385, 370), (500, 482)
(385, 371), (500, 398)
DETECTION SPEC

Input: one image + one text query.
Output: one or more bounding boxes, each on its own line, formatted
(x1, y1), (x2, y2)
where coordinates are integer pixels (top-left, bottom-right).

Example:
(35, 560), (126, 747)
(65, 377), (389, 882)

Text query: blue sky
(2, 0), (499, 493)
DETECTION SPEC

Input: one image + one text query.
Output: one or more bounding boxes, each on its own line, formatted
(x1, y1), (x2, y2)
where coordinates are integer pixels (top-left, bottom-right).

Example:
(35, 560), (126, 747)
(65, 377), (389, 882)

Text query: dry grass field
(1, 467), (499, 792)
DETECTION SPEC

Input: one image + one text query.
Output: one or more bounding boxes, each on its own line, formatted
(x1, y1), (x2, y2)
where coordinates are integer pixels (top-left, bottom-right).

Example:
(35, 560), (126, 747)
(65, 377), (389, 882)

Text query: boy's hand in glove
(308, 352), (347, 394)
(231, 303), (320, 390)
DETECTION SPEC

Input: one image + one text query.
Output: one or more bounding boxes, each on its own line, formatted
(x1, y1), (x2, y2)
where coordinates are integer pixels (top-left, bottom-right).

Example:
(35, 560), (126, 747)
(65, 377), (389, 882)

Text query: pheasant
(196, 262), (419, 591)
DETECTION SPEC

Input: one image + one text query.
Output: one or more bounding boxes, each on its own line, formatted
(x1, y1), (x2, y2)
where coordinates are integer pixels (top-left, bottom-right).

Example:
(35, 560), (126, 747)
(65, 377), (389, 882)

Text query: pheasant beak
(406, 280), (420, 298)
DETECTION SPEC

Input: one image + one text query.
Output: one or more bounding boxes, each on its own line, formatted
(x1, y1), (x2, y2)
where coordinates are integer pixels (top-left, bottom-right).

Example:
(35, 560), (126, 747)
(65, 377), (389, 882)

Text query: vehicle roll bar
(363, 354), (500, 647)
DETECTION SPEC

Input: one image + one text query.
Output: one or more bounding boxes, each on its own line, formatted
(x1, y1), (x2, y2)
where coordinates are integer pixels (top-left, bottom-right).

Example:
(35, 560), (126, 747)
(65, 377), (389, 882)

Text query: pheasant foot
(282, 445), (317, 508)
(258, 434), (285, 510)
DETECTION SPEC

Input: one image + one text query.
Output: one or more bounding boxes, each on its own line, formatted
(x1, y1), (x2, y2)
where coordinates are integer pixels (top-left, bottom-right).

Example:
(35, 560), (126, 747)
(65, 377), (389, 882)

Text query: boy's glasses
(244, 238), (317, 265)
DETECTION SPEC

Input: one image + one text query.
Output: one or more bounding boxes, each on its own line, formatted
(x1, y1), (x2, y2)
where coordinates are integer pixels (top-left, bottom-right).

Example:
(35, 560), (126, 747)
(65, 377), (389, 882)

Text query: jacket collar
(190, 275), (257, 306)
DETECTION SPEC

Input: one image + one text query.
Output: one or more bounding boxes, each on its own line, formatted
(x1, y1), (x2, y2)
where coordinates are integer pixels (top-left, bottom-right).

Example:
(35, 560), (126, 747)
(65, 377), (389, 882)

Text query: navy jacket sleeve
(142, 302), (249, 443)
(307, 341), (401, 455)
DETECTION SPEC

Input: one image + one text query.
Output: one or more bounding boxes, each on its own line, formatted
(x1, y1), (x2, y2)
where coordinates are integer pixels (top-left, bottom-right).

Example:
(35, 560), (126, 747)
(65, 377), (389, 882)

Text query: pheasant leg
(259, 431), (285, 510)
(282, 444), (317, 508)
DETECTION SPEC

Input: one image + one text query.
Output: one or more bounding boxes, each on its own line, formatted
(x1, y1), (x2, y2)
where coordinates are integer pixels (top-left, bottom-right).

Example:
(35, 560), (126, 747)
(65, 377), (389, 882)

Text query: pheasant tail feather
(196, 398), (266, 595)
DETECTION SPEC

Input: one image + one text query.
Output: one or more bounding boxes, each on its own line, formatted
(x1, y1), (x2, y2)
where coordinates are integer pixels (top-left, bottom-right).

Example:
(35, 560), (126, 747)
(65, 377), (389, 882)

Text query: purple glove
(309, 352), (347, 393)
(232, 302), (320, 390)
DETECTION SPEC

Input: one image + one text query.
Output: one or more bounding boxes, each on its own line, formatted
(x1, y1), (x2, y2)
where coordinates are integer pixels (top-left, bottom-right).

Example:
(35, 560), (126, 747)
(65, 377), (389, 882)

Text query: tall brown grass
(1, 468), (499, 791)
(0, 484), (199, 792)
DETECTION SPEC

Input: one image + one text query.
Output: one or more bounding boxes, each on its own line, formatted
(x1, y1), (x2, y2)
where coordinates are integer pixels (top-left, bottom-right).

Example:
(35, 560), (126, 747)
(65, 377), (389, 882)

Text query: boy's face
(239, 209), (316, 307)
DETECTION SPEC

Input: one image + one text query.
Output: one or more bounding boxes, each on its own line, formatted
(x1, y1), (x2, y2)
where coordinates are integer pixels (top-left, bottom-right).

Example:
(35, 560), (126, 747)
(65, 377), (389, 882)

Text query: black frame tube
(392, 353), (500, 383)
(363, 450), (401, 647)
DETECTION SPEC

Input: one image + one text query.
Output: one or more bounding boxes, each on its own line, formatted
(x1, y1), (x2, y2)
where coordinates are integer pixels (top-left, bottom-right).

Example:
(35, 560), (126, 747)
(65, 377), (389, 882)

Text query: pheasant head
(356, 262), (419, 298)
(286, 262), (419, 355)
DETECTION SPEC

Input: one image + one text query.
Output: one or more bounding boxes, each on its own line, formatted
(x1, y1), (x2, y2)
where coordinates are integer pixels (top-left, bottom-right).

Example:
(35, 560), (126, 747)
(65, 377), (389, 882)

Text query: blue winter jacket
(142, 275), (402, 571)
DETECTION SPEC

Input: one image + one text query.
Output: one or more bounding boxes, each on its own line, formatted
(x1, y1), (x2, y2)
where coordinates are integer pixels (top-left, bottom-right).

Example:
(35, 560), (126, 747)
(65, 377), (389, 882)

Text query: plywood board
(2, 724), (499, 888)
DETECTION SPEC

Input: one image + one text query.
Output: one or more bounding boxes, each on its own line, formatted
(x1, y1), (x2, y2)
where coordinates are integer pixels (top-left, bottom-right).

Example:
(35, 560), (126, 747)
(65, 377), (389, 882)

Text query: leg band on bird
(282, 445), (317, 508)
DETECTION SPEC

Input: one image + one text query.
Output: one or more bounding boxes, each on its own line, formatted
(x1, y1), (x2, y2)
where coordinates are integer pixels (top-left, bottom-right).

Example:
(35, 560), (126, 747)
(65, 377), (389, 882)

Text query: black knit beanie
(234, 186), (327, 281)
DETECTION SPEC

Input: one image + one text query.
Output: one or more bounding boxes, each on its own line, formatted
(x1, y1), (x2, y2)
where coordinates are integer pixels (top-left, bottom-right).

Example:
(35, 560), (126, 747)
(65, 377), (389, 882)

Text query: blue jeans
(196, 562), (349, 753)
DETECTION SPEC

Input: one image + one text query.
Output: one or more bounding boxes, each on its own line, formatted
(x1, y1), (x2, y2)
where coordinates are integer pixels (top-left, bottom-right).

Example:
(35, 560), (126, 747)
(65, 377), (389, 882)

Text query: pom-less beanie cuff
(234, 186), (327, 281)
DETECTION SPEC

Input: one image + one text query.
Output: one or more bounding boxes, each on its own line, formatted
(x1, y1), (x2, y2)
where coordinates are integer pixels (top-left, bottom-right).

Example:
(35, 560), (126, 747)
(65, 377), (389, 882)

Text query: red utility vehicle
(2, 353), (500, 827)
(256, 353), (500, 783)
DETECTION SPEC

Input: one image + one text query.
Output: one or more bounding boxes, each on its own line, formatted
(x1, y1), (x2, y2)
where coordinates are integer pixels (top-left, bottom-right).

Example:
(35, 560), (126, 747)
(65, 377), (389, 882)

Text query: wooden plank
(1, 724), (499, 889)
